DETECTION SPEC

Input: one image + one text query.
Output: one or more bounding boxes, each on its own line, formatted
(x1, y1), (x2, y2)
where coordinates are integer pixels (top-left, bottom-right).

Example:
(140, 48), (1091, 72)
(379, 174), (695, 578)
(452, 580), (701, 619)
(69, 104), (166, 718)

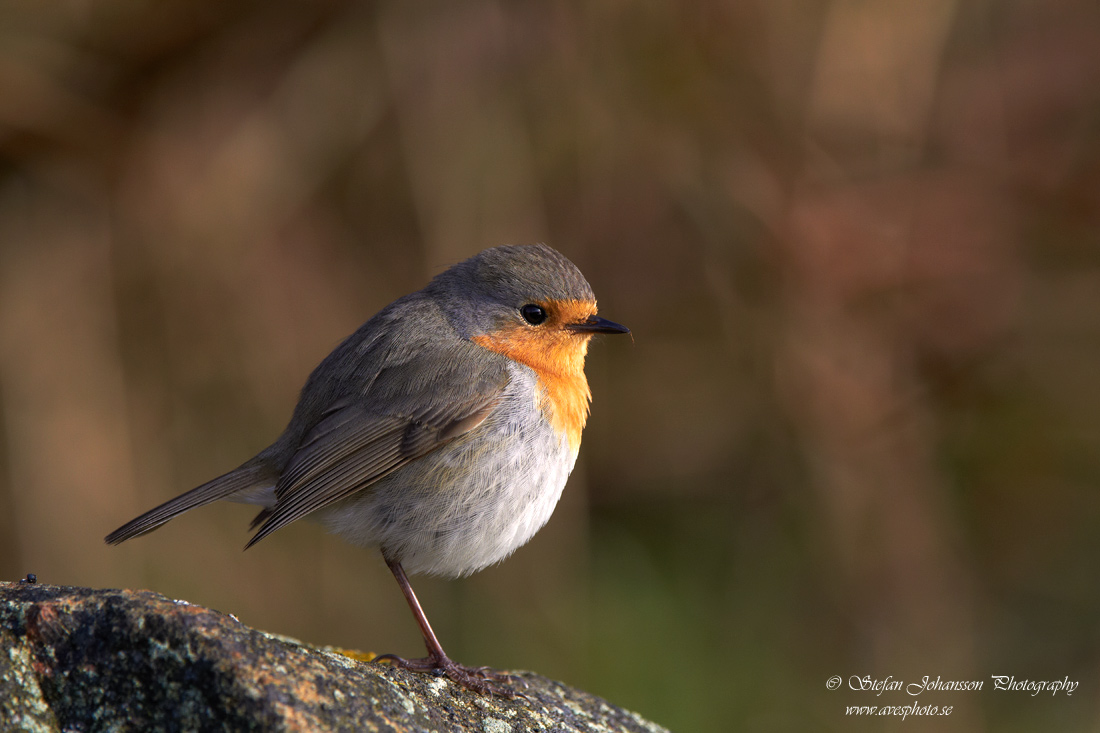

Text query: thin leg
(374, 553), (524, 698)
(386, 556), (449, 661)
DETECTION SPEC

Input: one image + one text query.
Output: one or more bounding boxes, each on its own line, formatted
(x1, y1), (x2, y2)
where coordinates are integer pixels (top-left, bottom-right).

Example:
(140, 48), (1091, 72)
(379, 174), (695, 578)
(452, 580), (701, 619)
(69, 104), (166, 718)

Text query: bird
(105, 244), (629, 696)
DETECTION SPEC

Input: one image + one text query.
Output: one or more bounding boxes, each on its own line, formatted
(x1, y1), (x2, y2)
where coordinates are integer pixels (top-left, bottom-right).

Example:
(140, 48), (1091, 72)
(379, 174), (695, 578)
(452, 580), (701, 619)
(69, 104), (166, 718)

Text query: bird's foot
(374, 652), (527, 698)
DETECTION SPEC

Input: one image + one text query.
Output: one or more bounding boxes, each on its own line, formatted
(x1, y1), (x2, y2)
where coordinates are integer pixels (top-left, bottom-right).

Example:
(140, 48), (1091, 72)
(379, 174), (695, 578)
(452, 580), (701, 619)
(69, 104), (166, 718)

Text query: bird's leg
(374, 554), (524, 697)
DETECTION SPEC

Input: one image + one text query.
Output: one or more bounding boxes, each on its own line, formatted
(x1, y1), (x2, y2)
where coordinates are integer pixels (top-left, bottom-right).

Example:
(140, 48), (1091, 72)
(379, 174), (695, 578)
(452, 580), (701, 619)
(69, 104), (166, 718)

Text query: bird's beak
(567, 315), (630, 335)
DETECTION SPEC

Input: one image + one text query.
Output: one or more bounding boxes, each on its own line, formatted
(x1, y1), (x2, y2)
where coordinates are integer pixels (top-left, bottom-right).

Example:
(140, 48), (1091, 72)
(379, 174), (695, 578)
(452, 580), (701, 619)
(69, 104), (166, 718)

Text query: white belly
(317, 367), (579, 577)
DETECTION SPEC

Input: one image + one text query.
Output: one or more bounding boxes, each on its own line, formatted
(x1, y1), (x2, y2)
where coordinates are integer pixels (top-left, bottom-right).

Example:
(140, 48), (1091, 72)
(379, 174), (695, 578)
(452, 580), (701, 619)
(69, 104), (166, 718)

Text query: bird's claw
(374, 653), (528, 699)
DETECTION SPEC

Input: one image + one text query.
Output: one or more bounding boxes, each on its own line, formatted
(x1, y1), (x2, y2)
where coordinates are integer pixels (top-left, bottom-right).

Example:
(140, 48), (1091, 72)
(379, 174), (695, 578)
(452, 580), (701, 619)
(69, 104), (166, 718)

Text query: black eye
(520, 303), (547, 325)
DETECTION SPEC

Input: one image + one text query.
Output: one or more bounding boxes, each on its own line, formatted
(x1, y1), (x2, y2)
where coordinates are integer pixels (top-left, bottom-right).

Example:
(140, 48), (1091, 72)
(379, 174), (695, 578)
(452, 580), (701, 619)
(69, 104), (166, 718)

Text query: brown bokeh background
(2, 1), (1099, 730)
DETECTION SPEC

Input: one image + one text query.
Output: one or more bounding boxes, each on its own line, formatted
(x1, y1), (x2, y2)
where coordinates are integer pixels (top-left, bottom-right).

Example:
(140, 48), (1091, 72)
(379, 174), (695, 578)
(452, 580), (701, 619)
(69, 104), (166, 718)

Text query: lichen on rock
(0, 582), (669, 732)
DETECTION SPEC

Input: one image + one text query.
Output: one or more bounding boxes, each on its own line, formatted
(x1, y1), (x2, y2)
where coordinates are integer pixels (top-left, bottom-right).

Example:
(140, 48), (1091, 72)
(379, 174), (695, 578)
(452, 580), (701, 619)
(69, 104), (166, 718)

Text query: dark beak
(568, 315), (630, 335)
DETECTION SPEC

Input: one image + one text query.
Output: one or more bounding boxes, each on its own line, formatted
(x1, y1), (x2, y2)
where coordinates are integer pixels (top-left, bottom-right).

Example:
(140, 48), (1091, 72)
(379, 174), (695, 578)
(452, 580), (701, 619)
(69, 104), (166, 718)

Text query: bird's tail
(105, 462), (275, 545)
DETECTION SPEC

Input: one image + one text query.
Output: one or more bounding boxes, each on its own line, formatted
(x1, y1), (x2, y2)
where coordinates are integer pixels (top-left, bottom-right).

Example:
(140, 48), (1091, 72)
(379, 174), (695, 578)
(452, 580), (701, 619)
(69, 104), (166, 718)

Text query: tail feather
(105, 464), (272, 545)
(248, 507), (274, 531)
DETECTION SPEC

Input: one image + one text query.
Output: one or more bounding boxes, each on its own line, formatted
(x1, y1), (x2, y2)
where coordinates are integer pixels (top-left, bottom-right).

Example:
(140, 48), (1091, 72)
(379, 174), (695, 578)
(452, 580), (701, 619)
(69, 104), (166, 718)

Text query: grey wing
(245, 348), (508, 547)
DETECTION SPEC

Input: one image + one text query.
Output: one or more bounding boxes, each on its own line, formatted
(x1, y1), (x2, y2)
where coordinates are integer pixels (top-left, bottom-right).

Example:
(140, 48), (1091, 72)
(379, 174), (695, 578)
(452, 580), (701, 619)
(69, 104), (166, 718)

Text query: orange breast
(471, 300), (595, 454)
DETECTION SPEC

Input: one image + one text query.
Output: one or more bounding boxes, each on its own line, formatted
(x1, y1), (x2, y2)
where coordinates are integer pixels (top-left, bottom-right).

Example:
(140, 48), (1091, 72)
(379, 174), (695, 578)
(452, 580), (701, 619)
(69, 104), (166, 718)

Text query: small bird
(106, 244), (628, 695)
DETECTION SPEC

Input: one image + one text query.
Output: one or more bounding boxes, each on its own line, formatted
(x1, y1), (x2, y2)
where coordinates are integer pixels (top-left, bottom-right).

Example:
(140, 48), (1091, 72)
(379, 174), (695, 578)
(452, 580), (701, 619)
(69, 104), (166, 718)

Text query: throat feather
(471, 330), (591, 454)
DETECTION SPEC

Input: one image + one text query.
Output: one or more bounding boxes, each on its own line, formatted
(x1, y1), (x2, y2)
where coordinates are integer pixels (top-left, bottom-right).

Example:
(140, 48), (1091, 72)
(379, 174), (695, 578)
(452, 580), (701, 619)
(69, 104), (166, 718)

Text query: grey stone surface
(0, 581), (669, 732)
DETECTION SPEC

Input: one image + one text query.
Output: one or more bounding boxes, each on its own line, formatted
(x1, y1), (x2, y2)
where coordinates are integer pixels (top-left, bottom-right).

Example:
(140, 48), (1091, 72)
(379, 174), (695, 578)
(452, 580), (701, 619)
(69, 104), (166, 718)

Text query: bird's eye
(520, 304), (547, 325)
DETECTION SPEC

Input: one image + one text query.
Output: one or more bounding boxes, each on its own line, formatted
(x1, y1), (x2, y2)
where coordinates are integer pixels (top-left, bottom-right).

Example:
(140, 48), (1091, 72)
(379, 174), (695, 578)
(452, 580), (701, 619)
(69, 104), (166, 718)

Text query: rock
(0, 581), (669, 732)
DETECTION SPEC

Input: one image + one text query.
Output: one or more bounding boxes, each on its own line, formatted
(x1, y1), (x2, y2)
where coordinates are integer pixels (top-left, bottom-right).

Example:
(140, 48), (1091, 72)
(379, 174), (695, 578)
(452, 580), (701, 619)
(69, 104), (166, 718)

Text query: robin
(106, 244), (629, 696)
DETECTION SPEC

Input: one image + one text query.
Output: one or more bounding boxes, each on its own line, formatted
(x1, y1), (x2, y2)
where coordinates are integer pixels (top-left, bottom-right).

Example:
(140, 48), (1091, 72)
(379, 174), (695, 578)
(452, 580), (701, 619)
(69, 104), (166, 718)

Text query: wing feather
(245, 348), (508, 547)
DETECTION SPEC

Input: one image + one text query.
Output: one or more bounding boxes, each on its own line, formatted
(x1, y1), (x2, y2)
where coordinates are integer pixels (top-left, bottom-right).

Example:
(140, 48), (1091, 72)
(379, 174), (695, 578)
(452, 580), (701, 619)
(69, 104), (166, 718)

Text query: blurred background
(1, 0), (1098, 730)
